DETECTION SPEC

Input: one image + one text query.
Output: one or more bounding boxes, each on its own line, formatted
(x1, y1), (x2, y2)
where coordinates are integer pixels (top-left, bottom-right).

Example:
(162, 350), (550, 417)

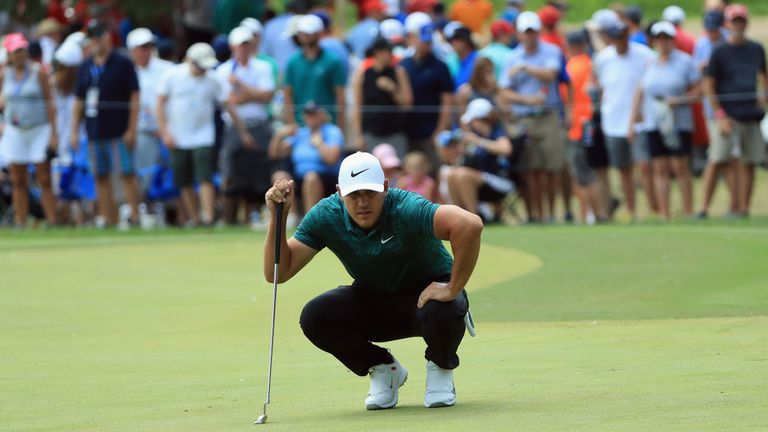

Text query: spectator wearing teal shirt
(479, 20), (515, 80)
(284, 15), (347, 130)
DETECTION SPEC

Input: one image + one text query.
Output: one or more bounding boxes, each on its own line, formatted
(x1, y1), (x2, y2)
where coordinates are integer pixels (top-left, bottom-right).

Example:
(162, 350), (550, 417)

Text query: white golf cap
(240, 17), (263, 35)
(461, 98), (494, 124)
(516, 11), (542, 32)
(650, 21), (677, 37)
(186, 42), (218, 70)
(228, 26), (253, 46)
(379, 19), (405, 43)
(297, 14), (324, 34)
(338, 152), (386, 196)
(404, 12), (432, 35)
(126, 27), (154, 49)
(54, 41), (83, 67)
(590, 8), (622, 31)
(63, 31), (87, 47)
(662, 5), (686, 24)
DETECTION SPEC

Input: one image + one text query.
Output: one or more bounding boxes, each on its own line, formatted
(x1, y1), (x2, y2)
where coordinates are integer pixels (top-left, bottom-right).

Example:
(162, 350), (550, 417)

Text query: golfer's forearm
(448, 219), (483, 297)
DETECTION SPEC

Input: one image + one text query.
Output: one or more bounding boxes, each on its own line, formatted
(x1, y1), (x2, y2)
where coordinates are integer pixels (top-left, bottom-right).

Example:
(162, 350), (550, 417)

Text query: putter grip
(274, 202), (284, 264)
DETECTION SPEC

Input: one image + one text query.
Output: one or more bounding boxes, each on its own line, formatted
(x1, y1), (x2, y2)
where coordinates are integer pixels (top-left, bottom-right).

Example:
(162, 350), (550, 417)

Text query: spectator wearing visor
(631, 21), (700, 220)
(0, 33), (58, 227)
(351, 37), (413, 156)
(157, 43), (224, 227)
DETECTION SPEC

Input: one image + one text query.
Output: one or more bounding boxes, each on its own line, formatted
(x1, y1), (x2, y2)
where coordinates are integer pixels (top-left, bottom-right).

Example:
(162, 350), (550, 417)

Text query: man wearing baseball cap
(699, 4), (767, 218)
(479, 20), (515, 79)
(263, 152), (482, 410)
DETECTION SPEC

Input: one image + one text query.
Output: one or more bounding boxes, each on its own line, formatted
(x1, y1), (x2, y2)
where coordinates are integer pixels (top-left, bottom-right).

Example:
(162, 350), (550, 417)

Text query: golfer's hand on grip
(265, 179), (295, 213)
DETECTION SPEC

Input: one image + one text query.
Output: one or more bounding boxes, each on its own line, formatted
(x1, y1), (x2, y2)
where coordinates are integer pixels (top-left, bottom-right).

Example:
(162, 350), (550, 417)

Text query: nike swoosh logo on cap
(351, 168), (369, 177)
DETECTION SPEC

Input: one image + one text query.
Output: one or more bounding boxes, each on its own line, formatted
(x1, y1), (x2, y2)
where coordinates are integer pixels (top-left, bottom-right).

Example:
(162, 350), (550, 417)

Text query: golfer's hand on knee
(418, 282), (456, 309)
(265, 179), (294, 213)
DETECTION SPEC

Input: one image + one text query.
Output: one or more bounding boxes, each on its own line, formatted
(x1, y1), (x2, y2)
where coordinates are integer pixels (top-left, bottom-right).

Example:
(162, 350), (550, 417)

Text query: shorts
(566, 140), (596, 186)
(170, 146), (214, 188)
(0, 123), (50, 165)
(604, 135), (642, 169)
(518, 111), (565, 172)
(707, 118), (766, 165)
(632, 131), (652, 163)
(220, 120), (273, 179)
(478, 171), (514, 202)
(91, 138), (135, 177)
(295, 171), (338, 197)
(646, 130), (693, 158)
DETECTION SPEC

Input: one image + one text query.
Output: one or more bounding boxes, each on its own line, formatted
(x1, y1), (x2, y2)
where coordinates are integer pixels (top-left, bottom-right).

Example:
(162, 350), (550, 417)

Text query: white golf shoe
(365, 357), (408, 410)
(424, 360), (456, 408)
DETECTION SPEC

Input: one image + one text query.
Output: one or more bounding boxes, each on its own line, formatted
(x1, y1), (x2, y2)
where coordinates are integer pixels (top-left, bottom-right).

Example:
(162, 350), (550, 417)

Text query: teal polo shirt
(294, 189), (454, 293)
(284, 48), (346, 125)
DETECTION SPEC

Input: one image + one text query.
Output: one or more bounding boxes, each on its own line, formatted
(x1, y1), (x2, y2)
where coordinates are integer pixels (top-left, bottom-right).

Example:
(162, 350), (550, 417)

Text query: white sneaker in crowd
(365, 357), (408, 410)
(424, 360), (456, 408)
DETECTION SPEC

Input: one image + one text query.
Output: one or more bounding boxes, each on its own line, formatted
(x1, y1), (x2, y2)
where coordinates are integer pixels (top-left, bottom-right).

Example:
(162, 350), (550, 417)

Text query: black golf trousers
(299, 282), (468, 376)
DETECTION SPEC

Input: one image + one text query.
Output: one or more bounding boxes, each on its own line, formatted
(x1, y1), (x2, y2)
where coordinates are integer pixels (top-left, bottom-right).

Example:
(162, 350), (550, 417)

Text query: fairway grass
(2, 225), (767, 431)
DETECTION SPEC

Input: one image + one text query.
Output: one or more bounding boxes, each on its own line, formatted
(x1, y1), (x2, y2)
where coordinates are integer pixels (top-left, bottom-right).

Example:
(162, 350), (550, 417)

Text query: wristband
(714, 109), (727, 120)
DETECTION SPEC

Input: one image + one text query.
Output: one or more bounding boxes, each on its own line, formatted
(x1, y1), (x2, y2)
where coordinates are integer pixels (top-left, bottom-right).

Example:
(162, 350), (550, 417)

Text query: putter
(255, 202), (284, 425)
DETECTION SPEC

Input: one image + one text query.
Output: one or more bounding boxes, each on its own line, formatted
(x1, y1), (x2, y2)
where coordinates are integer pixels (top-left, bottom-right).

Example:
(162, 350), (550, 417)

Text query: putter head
(254, 414), (267, 424)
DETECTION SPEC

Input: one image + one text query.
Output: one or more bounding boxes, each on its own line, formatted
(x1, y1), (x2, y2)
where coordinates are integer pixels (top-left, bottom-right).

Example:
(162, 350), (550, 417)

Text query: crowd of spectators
(0, 0), (766, 229)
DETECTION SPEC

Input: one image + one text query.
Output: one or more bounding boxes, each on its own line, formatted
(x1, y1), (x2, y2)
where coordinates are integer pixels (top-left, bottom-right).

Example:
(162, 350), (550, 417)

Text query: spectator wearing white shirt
(127, 28), (174, 191)
(215, 26), (276, 222)
(157, 43), (224, 227)
(593, 18), (656, 219)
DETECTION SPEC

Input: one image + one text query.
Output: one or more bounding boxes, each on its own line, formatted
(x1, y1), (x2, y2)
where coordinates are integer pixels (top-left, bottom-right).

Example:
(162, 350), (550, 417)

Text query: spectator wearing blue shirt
(260, 0), (306, 75)
(347, 1), (387, 59)
(446, 26), (478, 90)
(269, 102), (344, 213)
(314, 11), (351, 82)
(499, 11), (563, 223)
(400, 18), (454, 170)
(72, 20), (141, 227)
(624, 5), (648, 46)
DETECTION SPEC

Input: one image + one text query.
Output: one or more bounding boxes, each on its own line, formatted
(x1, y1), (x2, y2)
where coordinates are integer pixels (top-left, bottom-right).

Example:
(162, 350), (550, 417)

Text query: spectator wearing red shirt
(538, 5), (566, 53)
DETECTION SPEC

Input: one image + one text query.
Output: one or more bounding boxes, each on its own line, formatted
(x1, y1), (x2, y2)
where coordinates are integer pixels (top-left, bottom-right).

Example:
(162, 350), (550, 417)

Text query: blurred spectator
(435, 130), (464, 203)
(215, 26), (276, 222)
(240, 17), (278, 84)
(372, 143), (402, 185)
(35, 18), (65, 68)
(446, 25), (478, 89)
(378, 18), (407, 58)
(284, 15), (346, 130)
(700, 4), (767, 218)
(593, 16), (655, 220)
(623, 5), (647, 46)
(500, 0), (525, 26)
(126, 28), (174, 192)
(0, 33), (58, 227)
(632, 22), (700, 220)
(260, 0), (305, 75)
(397, 151), (436, 201)
(662, 5), (695, 55)
(352, 37), (413, 155)
(269, 102), (344, 212)
(214, 0), (264, 34)
(314, 11), (351, 81)
(157, 43), (223, 227)
(456, 57), (498, 118)
(564, 30), (606, 223)
(538, 5), (565, 53)
(479, 20), (515, 80)
(448, 98), (513, 221)
(448, 0), (493, 35)
(347, 0), (387, 59)
(72, 20), (141, 227)
(400, 14), (453, 169)
(52, 41), (83, 168)
(499, 11), (561, 222)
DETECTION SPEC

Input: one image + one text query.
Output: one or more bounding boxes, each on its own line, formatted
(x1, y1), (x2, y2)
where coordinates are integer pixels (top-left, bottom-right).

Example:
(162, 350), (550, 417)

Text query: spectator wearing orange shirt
(565, 31), (607, 222)
(448, 0), (493, 34)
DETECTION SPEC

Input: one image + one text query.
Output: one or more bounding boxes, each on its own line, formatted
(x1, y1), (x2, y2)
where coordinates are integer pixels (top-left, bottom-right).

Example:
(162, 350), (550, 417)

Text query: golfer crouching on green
(263, 151), (482, 410)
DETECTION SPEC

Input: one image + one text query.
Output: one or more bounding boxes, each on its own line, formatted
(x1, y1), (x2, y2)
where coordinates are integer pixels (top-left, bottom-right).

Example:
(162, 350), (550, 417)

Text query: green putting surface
(2, 224), (767, 431)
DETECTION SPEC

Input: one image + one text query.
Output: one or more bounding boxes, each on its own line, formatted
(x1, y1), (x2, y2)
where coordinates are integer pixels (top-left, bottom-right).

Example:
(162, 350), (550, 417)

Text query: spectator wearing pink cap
(0, 33), (58, 227)
(699, 4), (767, 218)
(372, 143), (402, 185)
